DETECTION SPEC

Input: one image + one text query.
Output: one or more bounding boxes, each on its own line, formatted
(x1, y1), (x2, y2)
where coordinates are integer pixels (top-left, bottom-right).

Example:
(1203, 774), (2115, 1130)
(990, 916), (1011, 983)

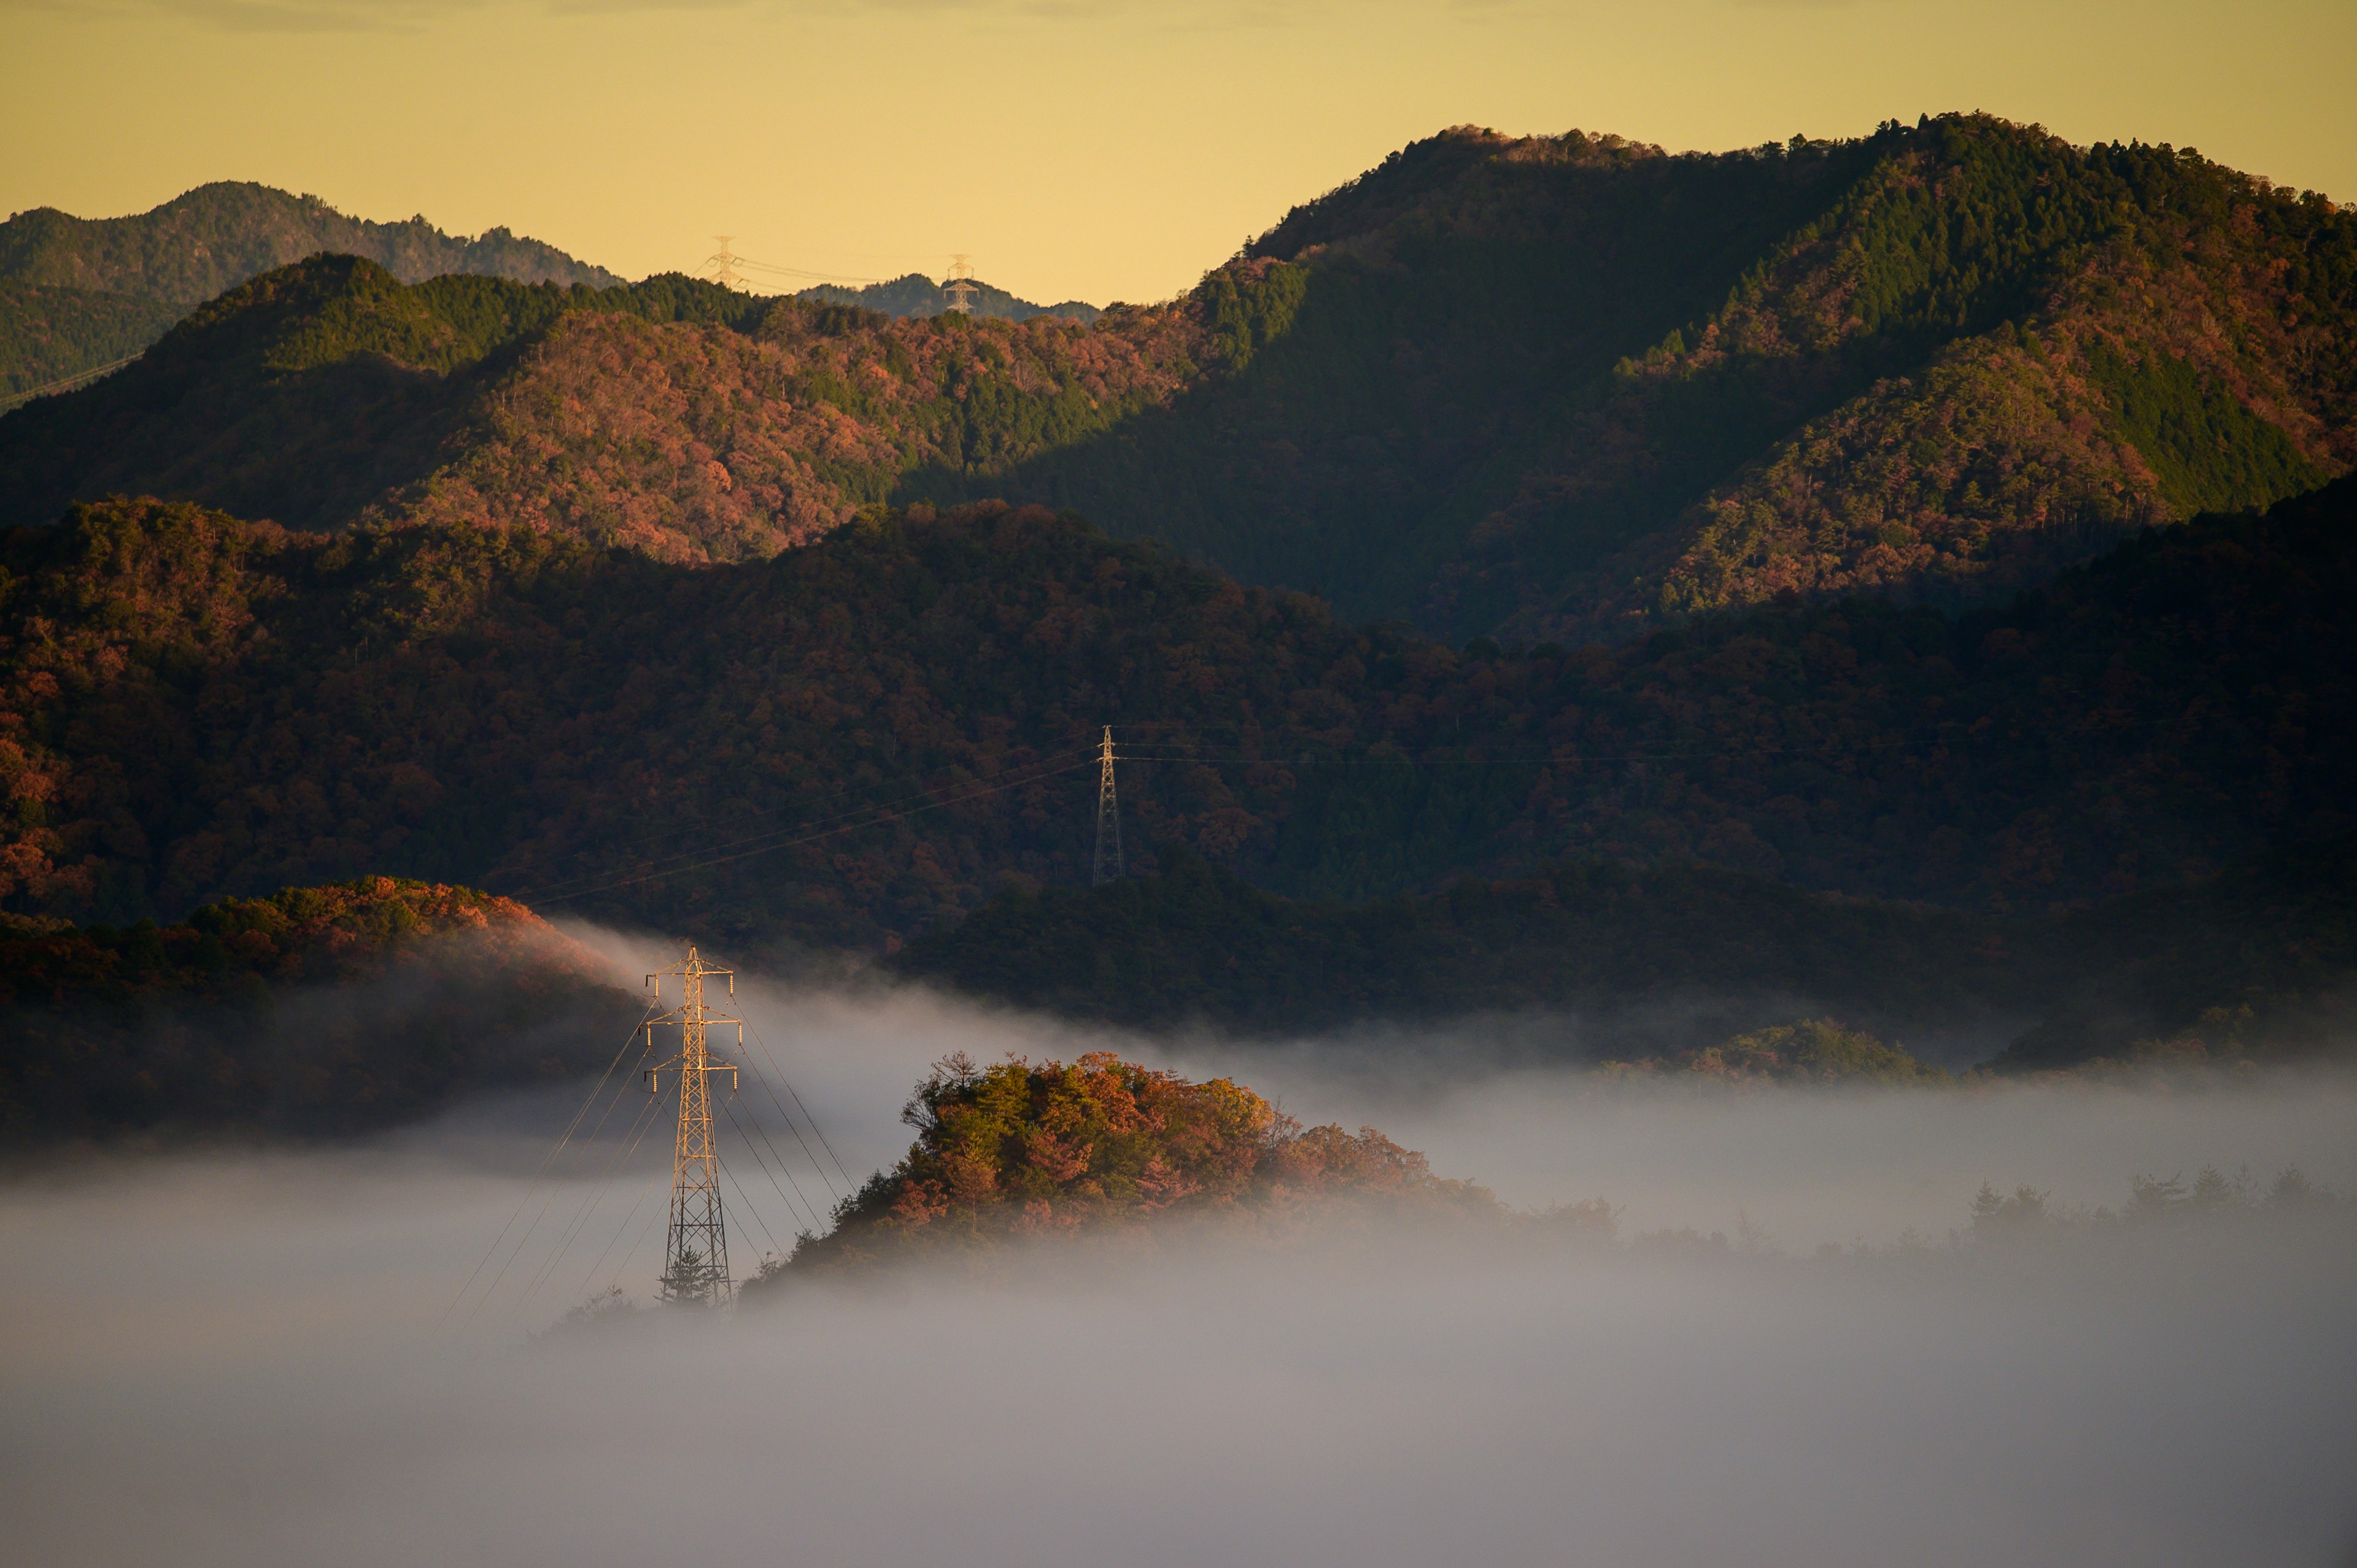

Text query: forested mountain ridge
(4, 117), (2341, 638)
(0, 280), (180, 401)
(0, 181), (621, 307)
(0, 255), (1207, 553)
(0, 875), (638, 1141)
(0, 181), (621, 404)
(1035, 115), (2351, 639)
(899, 835), (2357, 1070)
(2, 476), (2349, 944)
(792, 272), (1101, 324)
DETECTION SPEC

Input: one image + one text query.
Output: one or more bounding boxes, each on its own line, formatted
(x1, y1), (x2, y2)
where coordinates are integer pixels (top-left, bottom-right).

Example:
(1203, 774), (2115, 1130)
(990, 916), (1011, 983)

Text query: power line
(441, 999), (661, 1327)
(496, 747), (1092, 905)
(745, 1021), (857, 1191)
(522, 753), (1097, 909)
(0, 352), (142, 412)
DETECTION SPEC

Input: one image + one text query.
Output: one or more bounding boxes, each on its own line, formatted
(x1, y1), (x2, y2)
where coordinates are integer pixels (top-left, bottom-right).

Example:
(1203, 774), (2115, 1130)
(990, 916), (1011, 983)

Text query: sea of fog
(4, 927), (2355, 1567)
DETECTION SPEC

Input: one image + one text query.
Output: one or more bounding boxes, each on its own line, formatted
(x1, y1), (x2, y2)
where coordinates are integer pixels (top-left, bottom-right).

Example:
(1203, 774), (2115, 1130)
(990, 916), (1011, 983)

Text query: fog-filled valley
(6, 936), (2355, 1567)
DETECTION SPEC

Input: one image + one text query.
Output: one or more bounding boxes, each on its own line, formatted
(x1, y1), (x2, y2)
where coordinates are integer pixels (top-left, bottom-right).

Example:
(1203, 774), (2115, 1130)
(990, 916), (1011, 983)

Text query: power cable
(439, 999), (660, 1327)
(0, 352), (142, 411)
(498, 747), (1090, 905)
(511, 1086), (665, 1318)
(495, 754), (1093, 900)
(716, 1150), (786, 1263)
(745, 1019), (857, 1192)
(723, 1095), (819, 1234)
(525, 753), (1098, 908)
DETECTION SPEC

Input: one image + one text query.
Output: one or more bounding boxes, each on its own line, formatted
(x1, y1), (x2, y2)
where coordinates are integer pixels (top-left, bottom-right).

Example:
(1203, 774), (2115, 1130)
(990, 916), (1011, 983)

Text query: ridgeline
(2, 117), (2347, 641)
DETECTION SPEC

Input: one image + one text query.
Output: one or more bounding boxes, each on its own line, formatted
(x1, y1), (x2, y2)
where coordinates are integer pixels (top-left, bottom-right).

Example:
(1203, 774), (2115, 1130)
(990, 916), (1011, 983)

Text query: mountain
(0, 281), (180, 402)
(0, 876), (637, 1141)
(898, 836), (2357, 1068)
(0, 181), (622, 307)
(0, 181), (622, 409)
(2, 117), (2345, 639)
(978, 116), (2353, 640)
(0, 254), (1192, 548)
(792, 272), (1101, 323)
(1, 475), (2349, 949)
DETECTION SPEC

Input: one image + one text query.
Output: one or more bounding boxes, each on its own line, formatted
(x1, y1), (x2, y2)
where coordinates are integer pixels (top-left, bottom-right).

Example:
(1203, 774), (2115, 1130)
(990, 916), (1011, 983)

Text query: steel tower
(643, 945), (742, 1306)
(1093, 726), (1124, 887)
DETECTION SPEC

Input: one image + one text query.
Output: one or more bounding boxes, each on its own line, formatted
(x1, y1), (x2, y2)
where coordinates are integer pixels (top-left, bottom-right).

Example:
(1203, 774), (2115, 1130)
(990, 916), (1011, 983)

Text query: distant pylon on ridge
(1093, 727), (1124, 887)
(944, 252), (978, 315)
(703, 236), (749, 291)
(642, 944), (743, 1306)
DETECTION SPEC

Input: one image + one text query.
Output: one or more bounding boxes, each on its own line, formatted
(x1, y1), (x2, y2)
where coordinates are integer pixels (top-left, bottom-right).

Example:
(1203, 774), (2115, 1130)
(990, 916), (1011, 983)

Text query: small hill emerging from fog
(3, 117), (2347, 639)
(0, 182), (620, 403)
(751, 1051), (1500, 1286)
(0, 876), (638, 1143)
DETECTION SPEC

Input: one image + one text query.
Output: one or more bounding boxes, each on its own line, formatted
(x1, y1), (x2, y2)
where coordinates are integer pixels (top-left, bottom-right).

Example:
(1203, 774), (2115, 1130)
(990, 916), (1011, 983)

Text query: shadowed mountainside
(2, 117), (2344, 638)
(897, 835), (2357, 1069)
(1, 477), (2349, 946)
(0, 181), (621, 406)
(0, 876), (638, 1142)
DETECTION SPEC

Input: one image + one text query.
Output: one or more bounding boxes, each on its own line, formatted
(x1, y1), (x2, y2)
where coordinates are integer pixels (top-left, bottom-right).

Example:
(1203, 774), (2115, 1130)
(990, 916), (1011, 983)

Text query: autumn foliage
(771, 1051), (1498, 1278)
(2, 479), (2354, 949)
(0, 875), (637, 1141)
(2, 117), (2345, 644)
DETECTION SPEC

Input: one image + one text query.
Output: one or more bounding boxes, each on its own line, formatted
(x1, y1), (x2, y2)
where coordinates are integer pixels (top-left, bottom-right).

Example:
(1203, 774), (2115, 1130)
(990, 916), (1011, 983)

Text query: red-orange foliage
(776, 1050), (1498, 1275)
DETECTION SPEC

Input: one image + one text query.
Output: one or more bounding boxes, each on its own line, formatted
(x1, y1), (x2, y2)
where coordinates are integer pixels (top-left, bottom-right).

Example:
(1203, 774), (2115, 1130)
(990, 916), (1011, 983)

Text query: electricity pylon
(703, 237), (749, 291)
(1093, 727), (1123, 887)
(944, 253), (978, 315)
(643, 945), (743, 1306)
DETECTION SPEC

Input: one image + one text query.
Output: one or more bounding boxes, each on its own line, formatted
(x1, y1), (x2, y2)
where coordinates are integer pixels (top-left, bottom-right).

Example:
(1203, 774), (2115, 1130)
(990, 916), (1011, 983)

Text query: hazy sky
(4, 0), (2353, 314)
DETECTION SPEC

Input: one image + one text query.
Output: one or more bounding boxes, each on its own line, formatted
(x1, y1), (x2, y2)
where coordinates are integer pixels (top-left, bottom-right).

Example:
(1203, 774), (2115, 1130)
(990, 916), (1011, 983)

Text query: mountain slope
(1, 477), (2349, 944)
(6, 118), (2345, 635)
(899, 836), (2357, 1067)
(0, 181), (622, 307)
(981, 117), (2353, 639)
(0, 876), (637, 1141)
(0, 280), (180, 401)
(793, 272), (1101, 323)
(0, 181), (622, 410)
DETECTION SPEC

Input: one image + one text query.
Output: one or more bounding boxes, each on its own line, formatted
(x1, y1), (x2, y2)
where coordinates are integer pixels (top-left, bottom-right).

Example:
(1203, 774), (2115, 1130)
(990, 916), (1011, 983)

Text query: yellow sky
(4, 0), (2351, 306)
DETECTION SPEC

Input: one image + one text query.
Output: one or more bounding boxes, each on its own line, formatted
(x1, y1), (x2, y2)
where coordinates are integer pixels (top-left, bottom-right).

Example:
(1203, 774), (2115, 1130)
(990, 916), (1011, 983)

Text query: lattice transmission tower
(703, 237), (750, 291)
(944, 253), (978, 315)
(1093, 727), (1124, 887)
(642, 945), (743, 1306)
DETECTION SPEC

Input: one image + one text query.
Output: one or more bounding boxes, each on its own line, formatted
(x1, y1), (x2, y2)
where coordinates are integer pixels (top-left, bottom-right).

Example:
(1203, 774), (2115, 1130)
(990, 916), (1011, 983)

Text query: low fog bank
(4, 1154), (2353, 1568)
(548, 928), (2357, 1254)
(9, 937), (2356, 1566)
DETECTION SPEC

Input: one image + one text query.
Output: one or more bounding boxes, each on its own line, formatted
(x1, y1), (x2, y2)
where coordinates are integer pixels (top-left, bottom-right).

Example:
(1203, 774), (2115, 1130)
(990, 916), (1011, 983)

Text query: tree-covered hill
(4, 117), (2342, 639)
(0, 181), (621, 307)
(0, 875), (638, 1142)
(792, 272), (1101, 324)
(989, 115), (2353, 639)
(897, 836), (2357, 1069)
(0, 182), (622, 412)
(1, 476), (2348, 946)
(0, 281), (181, 402)
(756, 1050), (1499, 1284)
(0, 255), (1201, 550)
